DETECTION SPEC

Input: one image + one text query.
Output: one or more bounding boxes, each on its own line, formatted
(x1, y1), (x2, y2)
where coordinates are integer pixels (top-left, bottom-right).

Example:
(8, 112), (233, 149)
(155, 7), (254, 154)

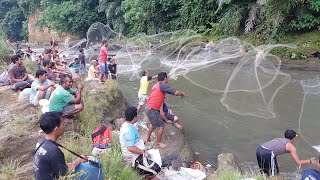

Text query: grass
(9, 115), (30, 137)
(209, 169), (268, 180)
(59, 81), (141, 180)
(0, 159), (20, 180)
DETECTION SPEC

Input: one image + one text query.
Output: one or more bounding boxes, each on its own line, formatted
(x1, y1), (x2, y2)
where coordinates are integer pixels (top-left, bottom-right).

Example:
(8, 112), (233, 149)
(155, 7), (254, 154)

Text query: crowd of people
(3, 38), (320, 180)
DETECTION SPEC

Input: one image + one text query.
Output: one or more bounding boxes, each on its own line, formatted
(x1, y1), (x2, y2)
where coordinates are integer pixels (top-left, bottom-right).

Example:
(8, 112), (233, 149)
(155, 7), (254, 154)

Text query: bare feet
(157, 142), (167, 149)
(174, 123), (183, 129)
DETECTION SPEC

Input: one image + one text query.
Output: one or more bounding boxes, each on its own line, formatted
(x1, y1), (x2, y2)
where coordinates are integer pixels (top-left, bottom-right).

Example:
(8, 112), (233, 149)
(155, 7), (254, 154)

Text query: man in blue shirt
(30, 69), (56, 106)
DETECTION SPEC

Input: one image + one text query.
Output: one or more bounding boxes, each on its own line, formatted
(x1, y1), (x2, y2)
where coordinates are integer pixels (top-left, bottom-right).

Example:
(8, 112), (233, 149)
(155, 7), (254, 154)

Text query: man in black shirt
(33, 112), (87, 180)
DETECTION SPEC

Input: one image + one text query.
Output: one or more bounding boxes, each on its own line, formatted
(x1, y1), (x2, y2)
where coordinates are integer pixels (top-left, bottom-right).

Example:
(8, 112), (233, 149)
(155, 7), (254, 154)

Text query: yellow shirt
(138, 76), (151, 95)
(88, 65), (96, 79)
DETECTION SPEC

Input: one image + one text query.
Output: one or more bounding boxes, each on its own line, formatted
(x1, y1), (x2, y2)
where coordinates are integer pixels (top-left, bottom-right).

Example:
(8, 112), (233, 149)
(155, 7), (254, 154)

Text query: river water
(31, 45), (319, 173)
(117, 63), (320, 172)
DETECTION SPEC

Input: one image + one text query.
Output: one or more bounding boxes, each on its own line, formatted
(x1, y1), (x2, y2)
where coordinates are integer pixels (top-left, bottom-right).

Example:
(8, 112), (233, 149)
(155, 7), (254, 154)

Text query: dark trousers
(256, 145), (279, 176)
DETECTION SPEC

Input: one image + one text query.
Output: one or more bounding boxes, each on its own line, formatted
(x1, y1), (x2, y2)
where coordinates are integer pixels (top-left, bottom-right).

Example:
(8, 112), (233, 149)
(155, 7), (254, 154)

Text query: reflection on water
(118, 66), (320, 173)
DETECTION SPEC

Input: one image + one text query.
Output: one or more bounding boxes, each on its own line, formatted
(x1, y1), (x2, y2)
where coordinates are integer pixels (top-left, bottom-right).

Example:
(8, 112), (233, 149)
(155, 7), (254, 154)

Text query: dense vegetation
(0, 0), (319, 42)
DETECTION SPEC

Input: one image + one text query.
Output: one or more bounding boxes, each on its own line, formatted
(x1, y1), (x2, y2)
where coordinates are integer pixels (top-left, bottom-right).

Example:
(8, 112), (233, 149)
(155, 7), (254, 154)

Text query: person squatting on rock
(137, 69), (157, 113)
(8, 54), (33, 92)
(30, 69), (56, 106)
(33, 112), (87, 180)
(48, 74), (84, 117)
(119, 106), (158, 180)
(256, 129), (317, 176)
(146, 72), (185, 148)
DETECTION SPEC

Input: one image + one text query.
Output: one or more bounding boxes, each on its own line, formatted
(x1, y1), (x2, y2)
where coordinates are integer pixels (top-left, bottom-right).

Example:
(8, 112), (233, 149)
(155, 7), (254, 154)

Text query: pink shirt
(99, 46), (108, 64)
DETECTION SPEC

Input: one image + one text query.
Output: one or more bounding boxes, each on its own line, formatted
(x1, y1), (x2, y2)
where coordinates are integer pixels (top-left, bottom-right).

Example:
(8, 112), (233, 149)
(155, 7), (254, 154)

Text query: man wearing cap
(146, 72), (185, 148)
(256, 129), (317, 176)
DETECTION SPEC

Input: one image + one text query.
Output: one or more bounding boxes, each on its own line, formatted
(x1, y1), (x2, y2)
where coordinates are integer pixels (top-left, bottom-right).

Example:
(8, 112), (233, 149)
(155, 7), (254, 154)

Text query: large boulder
(139, 113), (195, 166)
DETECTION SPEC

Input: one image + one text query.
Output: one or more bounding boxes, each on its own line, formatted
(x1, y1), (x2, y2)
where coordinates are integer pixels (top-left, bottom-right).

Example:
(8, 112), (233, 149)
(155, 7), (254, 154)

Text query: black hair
(52, 54), (59, 60)
(44, 48), (52, 54)
(102, 39), (108, 45)
(79, 48), (84, 53)
(158, 72), (167, 81)
(141, 70), (147, 76)
(36, 69), (47, 78)
(11, 55), (21, 64)
(42, 59), (51, 67)
(125, 106), (137, 121)
(284, 129), (297, 140)
(39, 112), (63, 134)
(49, 62), (55, 68)
(59, 74), (72, 85)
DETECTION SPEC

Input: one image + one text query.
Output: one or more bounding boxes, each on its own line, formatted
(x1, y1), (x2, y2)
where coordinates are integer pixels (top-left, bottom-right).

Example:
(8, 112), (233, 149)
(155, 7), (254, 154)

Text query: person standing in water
(98, 40), (115, 83)
(256, 129), (317, 176)
(146, 72), (185, 148)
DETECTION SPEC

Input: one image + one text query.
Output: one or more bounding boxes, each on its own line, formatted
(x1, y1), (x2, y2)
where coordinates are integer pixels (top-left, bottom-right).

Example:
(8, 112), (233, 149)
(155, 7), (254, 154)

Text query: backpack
(92, 125), (112, 149)
(132, 154), (161, 176)
(75, 159), (104, 180)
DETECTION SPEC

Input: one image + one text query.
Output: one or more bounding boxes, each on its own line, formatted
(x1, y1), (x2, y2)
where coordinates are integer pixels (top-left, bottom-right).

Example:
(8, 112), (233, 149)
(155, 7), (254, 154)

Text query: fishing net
(84, 23), (294, 119)
(298, 76), (320, 151)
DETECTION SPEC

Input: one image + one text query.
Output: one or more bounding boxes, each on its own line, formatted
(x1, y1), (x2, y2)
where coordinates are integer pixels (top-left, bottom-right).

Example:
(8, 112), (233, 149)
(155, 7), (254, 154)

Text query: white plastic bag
(147, 149), (162, 167)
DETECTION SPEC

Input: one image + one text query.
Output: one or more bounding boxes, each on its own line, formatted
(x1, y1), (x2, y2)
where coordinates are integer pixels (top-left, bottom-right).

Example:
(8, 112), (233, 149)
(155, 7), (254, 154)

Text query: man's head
(53, 55), (60, 63)
(91, 60), (98, 66)
(11, 55), (22, 65)
(36, 69), (47, 82)
(158, 72), (168, 83)
(110, 58), (115, 64)
(59, 74), (73, 89)
(44, 48), (52, 54)
(284, 129), (297, 140)
(125, 106), (138, 124)
(39, 112), (65, 137)
(79, 48), (84, 54)
(141, 70), (149, 77)
(42, 60), (50, 68)
(102, 40), (108, 47)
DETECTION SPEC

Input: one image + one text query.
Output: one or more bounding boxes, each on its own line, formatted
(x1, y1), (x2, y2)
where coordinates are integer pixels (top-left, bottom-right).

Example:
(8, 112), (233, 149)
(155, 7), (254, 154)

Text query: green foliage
(38, 1), (106, 37)
(0, 36), (11, 65)
(1, 6), (26, 41)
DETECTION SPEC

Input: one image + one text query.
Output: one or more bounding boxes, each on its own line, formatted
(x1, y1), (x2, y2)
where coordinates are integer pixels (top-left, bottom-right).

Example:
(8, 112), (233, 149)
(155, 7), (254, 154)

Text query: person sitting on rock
(108, 58), (117, 80)
(33, 112), (87, 180)
(30, 69), (56, 106)
(160, 101), (182, 129)
(120, 106), (157, 179)
(48, 74), (84, 117)
(146, 72), (185, 149)
(86, 60), (99, 81)
(8, 54), (33, 92)
(256, 129), (317, 176)
(42, 60), (59, 83)
(43, 48), (52, 61)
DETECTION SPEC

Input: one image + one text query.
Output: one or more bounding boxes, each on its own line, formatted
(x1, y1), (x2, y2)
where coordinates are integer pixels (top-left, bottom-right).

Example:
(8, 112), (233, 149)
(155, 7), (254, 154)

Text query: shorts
(30, 89), (51, 106)
(12, 80), (33, 91)
(146, 108), (164, 128)
(62, 104), (76, 116)
(165, 112), (175, 121)
(138, 94), (148, 106)
(99, 62), (109, 76)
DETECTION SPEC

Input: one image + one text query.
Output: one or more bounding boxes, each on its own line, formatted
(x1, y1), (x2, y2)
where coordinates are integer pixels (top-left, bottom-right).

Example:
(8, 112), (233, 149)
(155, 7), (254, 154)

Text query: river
(117, 63), (319, 173)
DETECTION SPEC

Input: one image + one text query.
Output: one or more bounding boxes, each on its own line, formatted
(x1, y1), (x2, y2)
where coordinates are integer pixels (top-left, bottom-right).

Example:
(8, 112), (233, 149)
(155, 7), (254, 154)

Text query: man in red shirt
(98, 40), (115, 82)
(146, 72), (185, 148)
